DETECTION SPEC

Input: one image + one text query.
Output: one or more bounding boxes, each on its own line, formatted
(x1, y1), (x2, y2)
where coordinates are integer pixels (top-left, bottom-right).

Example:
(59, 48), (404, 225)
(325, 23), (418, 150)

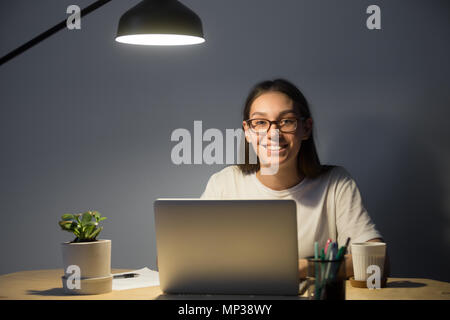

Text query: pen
(331, 243), (338, 259)
(325, 243), (332, 260)
(324, 246), (335, 279)
(113, 273), (140, 279)
(344, 237), (350, 249)
(324, 238), (332, 255)
(336, 237), (351, 260)
(314, 241), (320, 299)
(320, 247), (335, 300)
(330, 238), (351, 282)
(336, 247), (344, 261)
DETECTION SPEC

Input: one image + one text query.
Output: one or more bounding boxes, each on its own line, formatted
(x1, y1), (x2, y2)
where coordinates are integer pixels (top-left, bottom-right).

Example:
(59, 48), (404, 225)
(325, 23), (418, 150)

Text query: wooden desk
(0, 269), (449, 300)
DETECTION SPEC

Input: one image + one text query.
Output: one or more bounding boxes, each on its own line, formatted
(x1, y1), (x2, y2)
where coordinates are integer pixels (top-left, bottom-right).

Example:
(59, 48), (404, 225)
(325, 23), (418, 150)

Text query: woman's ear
(243, 121), (251, 144)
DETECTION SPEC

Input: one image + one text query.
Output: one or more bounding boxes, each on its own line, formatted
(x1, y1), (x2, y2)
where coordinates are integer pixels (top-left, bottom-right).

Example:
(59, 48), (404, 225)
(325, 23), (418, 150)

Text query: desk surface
(0, 269), (449, 300)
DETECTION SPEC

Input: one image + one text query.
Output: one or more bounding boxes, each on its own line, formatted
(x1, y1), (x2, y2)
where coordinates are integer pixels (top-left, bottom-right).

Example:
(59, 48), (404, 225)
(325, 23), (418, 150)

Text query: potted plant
(59, 210), (112, 294)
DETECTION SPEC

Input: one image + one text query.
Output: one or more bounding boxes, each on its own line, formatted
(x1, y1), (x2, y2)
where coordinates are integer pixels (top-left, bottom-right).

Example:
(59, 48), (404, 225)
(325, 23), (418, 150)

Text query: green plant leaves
(82, 212), (93, 224)
(89, 226), (103, 240)
(93, 211), (101, 220)
(61, 213), (75, 221)
(59, 220), (75, 231)
(58, 210), (106, 242)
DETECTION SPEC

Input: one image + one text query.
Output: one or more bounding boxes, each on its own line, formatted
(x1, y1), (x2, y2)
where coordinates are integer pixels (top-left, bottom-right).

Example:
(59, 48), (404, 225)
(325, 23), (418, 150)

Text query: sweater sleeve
(334, 168), (383, 252)
(200, 172), (220, 199)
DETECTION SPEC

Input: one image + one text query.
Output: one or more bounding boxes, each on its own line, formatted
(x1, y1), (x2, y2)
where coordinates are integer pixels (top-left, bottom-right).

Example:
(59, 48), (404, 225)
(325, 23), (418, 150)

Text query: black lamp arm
(0, 0), (113, 66)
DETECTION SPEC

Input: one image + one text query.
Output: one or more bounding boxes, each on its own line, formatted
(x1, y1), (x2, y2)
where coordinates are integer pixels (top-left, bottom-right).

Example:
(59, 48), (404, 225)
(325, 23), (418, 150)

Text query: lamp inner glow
(115, 34), (205, 46)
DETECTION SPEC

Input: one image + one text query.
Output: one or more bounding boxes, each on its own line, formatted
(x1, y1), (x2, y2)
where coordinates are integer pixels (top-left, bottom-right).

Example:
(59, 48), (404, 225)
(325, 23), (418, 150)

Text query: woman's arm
(299, 238), (390, 280)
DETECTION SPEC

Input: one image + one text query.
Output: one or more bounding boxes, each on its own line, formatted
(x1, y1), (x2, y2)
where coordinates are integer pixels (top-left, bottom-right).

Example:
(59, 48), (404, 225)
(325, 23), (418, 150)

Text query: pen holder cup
(307, 258), (346, 300)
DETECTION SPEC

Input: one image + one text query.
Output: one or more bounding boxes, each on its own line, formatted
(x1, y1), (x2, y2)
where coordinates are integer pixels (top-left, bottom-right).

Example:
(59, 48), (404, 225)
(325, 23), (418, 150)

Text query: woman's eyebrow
(250, 110), (297, 118)
(278, 110), (298, 116)
(250, 111), (267, 117)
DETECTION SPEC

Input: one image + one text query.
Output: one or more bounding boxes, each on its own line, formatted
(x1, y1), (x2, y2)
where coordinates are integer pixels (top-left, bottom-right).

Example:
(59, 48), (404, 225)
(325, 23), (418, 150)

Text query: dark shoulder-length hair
(238, 78), (332, 178)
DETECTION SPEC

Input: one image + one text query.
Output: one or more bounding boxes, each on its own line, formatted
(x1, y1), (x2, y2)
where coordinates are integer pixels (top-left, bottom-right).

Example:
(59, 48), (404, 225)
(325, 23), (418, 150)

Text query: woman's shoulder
(202, 166), (247, 198)
(211, 165), (353, 182)
(208, 165), (354, 186)
(317, 165), (354, 183)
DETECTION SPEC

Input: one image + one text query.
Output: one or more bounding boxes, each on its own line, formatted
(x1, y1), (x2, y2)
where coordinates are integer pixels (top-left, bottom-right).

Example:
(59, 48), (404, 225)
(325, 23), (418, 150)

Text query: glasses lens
(280, 119), (297, 132)
(249, 119), (269, 133)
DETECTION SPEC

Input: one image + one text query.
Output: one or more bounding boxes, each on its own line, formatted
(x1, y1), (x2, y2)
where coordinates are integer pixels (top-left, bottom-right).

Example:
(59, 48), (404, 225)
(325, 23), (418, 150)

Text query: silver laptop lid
(154, 199), (299, 295)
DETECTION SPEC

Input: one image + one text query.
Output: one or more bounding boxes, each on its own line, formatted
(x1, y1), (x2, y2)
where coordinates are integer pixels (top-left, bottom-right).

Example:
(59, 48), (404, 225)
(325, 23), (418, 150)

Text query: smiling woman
(239, 79), (326, 181)
(200, 78), (388, 279)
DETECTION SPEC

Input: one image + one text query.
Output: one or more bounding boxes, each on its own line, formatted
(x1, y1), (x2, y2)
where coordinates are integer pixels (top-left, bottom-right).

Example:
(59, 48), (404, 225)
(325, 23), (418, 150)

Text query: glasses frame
(245, 116), (306, 134)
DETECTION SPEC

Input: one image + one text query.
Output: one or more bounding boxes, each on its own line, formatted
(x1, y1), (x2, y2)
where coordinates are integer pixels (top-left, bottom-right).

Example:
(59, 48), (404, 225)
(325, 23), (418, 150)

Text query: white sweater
(201, 165), (383, 258)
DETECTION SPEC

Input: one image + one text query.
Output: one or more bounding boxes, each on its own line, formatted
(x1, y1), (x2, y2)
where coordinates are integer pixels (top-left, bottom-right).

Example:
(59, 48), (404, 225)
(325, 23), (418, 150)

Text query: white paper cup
(351, 242), (386, 281)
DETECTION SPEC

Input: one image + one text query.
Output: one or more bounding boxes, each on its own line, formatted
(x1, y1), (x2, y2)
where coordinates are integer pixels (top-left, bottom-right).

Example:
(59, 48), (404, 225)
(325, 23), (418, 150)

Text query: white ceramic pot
(61, 239), (112, 294)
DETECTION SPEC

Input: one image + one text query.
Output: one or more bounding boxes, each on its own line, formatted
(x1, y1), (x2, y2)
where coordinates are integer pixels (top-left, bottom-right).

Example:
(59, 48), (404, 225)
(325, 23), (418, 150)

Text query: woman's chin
(259, 154), (290, 168)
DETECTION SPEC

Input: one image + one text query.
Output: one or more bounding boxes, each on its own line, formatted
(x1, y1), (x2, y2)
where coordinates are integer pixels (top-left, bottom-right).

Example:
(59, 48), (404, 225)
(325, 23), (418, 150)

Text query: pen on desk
(113, 273), (140, 279)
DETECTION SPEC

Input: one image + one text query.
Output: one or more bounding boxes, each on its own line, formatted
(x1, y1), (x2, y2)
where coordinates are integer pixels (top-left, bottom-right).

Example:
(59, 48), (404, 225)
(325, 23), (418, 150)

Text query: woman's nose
(267, 125), (280, 140)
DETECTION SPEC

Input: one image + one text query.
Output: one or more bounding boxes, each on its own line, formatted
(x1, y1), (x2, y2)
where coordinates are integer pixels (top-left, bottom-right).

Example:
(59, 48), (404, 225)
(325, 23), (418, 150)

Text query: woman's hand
(299, 259), (308, 279)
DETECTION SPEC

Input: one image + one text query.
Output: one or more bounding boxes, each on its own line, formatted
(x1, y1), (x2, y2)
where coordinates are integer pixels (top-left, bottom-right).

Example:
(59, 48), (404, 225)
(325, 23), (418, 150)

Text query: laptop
(154, 199), (299, 295)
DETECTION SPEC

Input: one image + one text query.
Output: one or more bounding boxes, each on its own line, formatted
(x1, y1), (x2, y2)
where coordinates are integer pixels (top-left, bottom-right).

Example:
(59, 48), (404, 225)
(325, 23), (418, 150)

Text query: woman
(201, 78), (389, 279)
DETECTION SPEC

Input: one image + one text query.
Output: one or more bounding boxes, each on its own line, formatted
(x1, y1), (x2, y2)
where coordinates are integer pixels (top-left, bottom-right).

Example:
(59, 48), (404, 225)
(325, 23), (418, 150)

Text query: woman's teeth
(263, 145), (286, 151)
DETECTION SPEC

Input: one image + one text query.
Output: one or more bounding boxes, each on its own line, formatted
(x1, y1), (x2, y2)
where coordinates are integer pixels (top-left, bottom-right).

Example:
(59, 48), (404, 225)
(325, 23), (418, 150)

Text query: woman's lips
(260, 144), (288, 152)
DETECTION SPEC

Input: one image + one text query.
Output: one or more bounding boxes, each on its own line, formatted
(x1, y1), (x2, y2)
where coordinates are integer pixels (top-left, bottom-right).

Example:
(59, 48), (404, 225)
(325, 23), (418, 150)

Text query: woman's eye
(281, 119), (295, 125)
(255, 120), (267, 126)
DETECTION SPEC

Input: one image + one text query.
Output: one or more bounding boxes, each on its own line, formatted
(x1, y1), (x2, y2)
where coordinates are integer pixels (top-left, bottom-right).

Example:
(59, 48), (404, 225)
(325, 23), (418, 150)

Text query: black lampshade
(115, 0), (205, 45)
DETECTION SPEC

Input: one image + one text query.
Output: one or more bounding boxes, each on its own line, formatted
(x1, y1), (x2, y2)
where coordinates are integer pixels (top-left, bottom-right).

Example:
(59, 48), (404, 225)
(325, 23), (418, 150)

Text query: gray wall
(1, 0), (449, 282)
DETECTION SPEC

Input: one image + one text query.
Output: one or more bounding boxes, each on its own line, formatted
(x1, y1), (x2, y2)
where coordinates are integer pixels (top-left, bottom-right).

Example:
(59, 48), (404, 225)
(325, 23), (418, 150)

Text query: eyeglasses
(246, 117), (305, 134)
